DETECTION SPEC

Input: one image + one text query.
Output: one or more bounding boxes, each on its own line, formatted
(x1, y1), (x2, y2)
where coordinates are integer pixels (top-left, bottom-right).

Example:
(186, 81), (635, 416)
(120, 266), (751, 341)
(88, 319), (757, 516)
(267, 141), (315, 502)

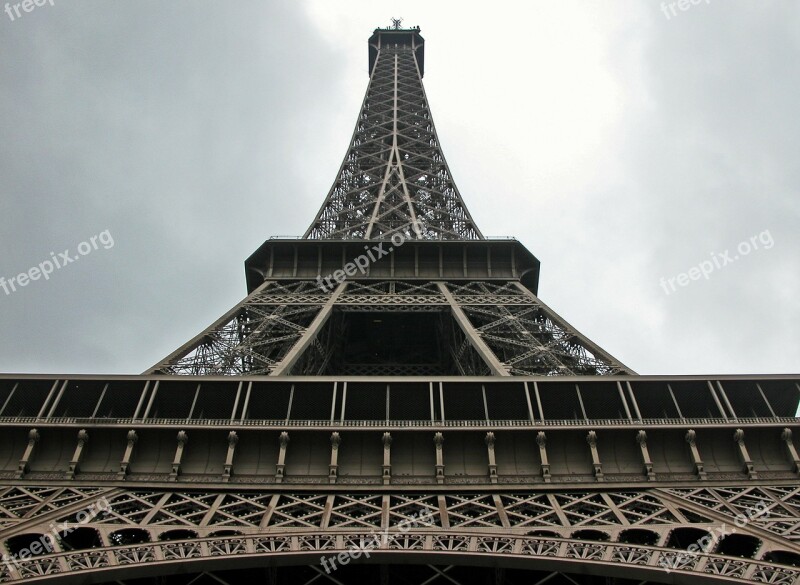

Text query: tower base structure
(0, 373), (799, 584)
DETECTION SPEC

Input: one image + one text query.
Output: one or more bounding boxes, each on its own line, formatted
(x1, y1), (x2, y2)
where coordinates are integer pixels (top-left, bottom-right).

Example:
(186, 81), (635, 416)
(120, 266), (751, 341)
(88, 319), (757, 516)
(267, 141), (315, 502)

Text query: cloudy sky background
(0, 1), (797, 375)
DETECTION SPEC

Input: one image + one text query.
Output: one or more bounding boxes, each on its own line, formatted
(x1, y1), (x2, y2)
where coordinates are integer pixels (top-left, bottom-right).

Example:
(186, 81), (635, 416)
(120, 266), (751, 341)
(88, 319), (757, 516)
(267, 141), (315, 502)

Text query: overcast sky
(0, 1), (797, 376)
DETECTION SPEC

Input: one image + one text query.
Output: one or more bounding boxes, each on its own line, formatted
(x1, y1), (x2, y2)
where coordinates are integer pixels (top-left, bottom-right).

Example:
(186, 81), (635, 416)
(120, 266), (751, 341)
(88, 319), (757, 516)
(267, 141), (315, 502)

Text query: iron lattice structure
(304, 28), (481, 241)
(144, 27), (631, 378)
(1, 24), (799, 585)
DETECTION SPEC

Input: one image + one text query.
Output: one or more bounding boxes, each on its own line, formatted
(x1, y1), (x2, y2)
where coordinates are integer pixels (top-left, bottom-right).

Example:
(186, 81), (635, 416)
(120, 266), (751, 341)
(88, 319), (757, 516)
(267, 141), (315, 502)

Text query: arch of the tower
(3, 484), (800, 585)
(1, 529), (799, 585)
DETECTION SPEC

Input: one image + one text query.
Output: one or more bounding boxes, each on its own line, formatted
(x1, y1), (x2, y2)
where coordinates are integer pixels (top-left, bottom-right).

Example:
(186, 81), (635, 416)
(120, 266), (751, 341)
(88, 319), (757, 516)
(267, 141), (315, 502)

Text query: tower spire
(304, 26), (483, 241)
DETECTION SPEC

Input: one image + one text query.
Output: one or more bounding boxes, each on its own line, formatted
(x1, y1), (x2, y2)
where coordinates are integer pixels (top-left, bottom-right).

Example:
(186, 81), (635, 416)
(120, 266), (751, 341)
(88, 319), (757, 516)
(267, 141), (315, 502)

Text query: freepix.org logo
(316, 220), (425, 292)
(658, 229), (774, 296)
(1, 229), (114, 297)
(4, 0), (55, 22)
(1, 496), (112, 572)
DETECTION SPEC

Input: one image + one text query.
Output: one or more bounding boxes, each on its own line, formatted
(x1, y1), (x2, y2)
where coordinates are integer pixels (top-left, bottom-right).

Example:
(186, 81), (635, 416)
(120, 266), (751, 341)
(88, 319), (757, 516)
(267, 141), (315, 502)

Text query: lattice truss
(665, 486), (800, 543)
(450, 282), (629, 375)
(0, 487), (112, 531)
(150, 280), (628, 376)
(3, 487), (800, 585)
(338, 280), (445, 310)
(150, 281), (332, 375)
(5, 488), (798, 537)
(304, 43), (482, 241)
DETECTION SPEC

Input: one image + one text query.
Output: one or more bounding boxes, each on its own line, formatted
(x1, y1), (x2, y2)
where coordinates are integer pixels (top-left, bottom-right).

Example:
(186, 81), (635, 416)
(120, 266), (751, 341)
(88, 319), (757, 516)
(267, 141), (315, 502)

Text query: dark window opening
(666, 528), (711, 550)
(159, 530), (198, 542)
(715, 534), (761, 558)
(5, 534), (54, 557)
(109, 529), (150, 546)
(571, 530), (609, 542)
(763, 550), (800, 567)
(618, 529), (659, 546)
(59, 527), (101, 551)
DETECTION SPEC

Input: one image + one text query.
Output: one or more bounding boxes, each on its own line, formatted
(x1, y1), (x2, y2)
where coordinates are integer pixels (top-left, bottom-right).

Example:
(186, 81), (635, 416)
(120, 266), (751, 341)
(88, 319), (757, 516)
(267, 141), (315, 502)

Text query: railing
(0, 415), (796, 429)
(2, 532), (797, 584)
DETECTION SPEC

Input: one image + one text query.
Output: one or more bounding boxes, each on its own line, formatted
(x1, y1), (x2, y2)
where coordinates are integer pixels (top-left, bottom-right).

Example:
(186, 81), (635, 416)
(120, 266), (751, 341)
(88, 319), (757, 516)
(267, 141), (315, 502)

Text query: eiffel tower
(0, 23), (799, 585)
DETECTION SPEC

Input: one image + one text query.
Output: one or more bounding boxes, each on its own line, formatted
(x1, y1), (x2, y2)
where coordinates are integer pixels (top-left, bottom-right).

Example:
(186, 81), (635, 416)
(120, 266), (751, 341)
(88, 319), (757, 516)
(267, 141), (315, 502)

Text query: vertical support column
(429, 382), (435, 422)
(491, 494), (511, 529)
(141, 381), (160, 419)
(636, 430), (656, 481)
(438, 382), (445, 423)
(382, 432), (392, 485)
(230, 381), (244, 421)
(240, 382), (253, 422)
(170, 431), (188, 481)
(275, 432), (289, 483)
(685, 430), (707, 480)
(117, 430), (138, 480)
(44, 380), (68, 419)
(37, 380), (62, 419)
(321, 495), (335, 530)
(381, 494), (390, 532)
(716, 381), (737, 420)
(222, 431), (239, 482)
(437, 282), (510, 376)
(437, 495), (450, 530)
(270, 283), (346, 376)
(586, 431), (604, 482)
(329, 432), (341, 484)
(260, 494), (281, 529)
(733, 429), (757, 479)
(433, 432), (445, 485)
(187, 384), (200, 419)
(626, 382), (643, 421)
(15, 428), (39, 479)
(132, 381), (150, 421)
(523, 382), (535, 422)
(576, 386), (588, 421)
(616, 382), (633, 421)
(66, 430), (89, 480)
(781, 428), (800, 476)
(0, 383), (18, 417)
(707, 381), (729, 420)
(756, 384), (777, 418)
(533, 381), (544, 421)
(536, 431), (551, 483)
(340, 383), (348, 423)
(485, 432), (498, 484)
(667, 384), (684, 419)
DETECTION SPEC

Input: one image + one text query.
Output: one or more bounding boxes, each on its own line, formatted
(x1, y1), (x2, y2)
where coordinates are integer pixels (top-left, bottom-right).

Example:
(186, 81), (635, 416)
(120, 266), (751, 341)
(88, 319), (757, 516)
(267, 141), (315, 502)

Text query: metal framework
(1, 23), (798, 585)
(142, 24), (632, 380)
(146, 278), (632, 377)
(304, 27), (480, 241)
(0, 374), (799, 583)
